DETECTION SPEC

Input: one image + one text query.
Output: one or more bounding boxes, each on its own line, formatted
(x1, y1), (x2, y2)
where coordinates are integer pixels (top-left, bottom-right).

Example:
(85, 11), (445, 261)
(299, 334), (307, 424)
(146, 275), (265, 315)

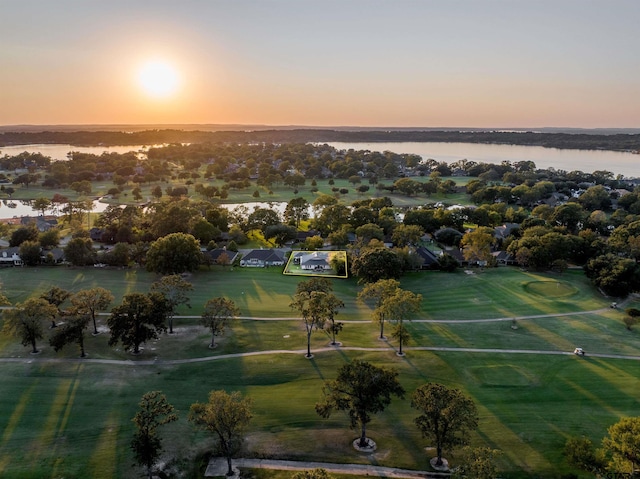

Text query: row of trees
(288, 277), (423, 358)
(4, 275), (426, 362)
(132, 362), (484, 479)
(1, 276), (240, 356)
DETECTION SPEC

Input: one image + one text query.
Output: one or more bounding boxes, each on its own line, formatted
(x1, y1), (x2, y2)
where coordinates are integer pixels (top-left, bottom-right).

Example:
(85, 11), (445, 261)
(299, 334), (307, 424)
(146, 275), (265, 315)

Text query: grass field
(3, 173), (472, 211)
(0, 266), (639, 478)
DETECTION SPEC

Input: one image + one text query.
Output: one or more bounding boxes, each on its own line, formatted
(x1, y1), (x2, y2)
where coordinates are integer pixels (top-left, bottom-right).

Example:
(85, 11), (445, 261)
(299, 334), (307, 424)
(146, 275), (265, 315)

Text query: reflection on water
(324, 141), (640, 178)
(0, 199), (109, 219)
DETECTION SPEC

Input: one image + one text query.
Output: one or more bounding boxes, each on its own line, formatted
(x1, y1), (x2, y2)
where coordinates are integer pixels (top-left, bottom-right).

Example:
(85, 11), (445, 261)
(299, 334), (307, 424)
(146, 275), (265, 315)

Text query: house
(0, 247), (23, 266)
(298, 251), (331, 271)
(20, 216), (58, 232)
(492, 250), (517, 266)
(204, 248), (239, 265)
(494, 223), (520, 241)
(42, 248), (65, 264)
(415, 246), (440, 270)
(295, 229), (321, 244)
(90, 228), (105, 241)
(240, 249), (285, 267)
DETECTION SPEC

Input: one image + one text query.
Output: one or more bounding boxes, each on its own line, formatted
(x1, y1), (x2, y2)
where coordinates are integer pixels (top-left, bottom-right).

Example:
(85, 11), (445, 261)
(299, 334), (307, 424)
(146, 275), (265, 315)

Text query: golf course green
(0, 266), (638, 478)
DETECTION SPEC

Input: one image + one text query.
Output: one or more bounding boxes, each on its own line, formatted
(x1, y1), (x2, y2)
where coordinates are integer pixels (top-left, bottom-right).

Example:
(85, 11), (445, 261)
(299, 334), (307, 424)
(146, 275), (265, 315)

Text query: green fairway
(0, 265), (639, 478)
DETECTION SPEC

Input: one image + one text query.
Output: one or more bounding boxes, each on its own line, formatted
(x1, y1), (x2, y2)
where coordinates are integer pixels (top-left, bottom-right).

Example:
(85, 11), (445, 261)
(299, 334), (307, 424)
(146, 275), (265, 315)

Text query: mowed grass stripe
(87, 410), (120, 479)
(0, 383), (37, 475)
(29, 379), (73, 464)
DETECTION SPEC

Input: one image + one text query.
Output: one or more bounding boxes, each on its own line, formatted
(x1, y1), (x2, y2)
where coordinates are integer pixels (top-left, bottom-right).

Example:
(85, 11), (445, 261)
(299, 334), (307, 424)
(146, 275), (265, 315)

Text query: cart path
(2, 306), (638, 365)
(1, 344), (639, 366)
(92, 304), (619, 322)
(206, 457), (449, 478)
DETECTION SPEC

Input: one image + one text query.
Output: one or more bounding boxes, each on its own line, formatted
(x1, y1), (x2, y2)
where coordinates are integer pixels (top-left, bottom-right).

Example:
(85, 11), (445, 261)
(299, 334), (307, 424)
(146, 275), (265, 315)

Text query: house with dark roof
(296, 229), (321, 243)
(0, 247), (23, 266)
(240, 249), (285, 267)
(20, 216), (58, 232)
(492, 250), (517, 266)
(494, 223), (520, 241)
(415, 246), (441, 270)
(204, 248), (239, 265)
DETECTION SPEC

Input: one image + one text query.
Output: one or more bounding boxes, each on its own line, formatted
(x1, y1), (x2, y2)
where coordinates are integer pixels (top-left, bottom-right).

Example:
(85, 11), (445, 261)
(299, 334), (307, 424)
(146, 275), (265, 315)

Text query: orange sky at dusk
(2, 1), (640, 129)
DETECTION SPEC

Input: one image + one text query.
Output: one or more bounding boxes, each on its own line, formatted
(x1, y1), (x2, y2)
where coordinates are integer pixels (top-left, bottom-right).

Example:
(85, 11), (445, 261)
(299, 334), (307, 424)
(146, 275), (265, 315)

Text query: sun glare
(137, 60), (180, 98)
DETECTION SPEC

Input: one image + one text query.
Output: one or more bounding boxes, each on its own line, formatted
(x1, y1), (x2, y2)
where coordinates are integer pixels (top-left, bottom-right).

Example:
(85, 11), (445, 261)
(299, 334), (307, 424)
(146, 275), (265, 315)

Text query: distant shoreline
(2, 124), (640, 135)
(2, 127), (640, 153)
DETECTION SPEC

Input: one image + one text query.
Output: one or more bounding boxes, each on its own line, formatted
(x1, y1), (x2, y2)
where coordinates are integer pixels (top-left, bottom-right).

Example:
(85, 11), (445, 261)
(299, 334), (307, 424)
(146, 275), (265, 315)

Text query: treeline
(2, 128), (640, 152)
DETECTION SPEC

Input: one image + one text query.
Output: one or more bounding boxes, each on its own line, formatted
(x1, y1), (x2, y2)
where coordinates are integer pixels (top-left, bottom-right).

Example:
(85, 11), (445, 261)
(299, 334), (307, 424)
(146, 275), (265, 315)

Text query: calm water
(0, 144), (152, 161)
(0, 199), (109, 219)
(325, 141), (640, 178)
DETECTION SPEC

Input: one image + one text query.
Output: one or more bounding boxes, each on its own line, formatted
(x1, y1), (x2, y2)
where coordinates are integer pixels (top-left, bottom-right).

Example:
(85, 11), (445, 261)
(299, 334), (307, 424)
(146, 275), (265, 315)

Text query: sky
(2, 0), (640, 129)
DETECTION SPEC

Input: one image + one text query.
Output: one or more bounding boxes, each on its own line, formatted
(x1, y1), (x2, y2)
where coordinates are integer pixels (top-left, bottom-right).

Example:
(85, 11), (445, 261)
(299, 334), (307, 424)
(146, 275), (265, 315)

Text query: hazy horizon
(3, 1), (640, 129)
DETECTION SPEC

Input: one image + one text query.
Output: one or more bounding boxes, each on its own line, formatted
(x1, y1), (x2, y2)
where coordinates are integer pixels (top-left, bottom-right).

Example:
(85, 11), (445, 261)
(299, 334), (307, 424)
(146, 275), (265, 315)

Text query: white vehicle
(574, 347), (585, 356)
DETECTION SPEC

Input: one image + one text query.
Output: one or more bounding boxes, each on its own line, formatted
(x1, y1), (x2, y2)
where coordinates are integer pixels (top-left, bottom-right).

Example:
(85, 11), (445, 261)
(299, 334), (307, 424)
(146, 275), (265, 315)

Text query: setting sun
(136, 59), (180, 98)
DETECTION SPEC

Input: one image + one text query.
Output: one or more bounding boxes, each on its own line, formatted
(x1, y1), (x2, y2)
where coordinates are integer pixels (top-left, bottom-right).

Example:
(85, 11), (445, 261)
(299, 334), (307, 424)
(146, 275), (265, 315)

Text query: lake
(0, 143), (153, 161)
(0, 199), (110, 219)
(324, 141), (640, 178)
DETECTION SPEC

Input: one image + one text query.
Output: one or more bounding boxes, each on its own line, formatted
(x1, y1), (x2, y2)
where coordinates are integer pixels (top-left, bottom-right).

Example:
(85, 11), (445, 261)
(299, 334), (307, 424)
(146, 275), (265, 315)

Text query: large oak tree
(315, 360), (405, 448)
(188, 390), (252, 477)
(412, 383), (479, 467)
(107, 292), (169, 354)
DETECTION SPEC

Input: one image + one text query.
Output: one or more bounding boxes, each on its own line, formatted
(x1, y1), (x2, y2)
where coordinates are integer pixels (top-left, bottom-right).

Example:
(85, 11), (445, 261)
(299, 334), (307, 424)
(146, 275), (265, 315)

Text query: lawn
(0, 265), (639, 478)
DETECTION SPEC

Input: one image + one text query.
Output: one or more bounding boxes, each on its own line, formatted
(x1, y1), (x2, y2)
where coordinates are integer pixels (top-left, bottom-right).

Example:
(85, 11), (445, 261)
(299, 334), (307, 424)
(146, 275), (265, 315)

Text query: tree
(412, 383), (479, 467)
(453, 446), (502, 479)
(284, 197), (310, 227)
(131, 391), (178, 479)
(264, 224), (298, 247)
(200, 297), (240, 348)
(19, 240), (41, 266)
(378, 288), (422, 355)
(191, 218), (219, 245)
(357, 279), (400, 339)
(188, 390), (252, 477)
(563, 436), (605, 475)
(69, 287), (114, 335)
(9, 225), (39, 247)
(49, 315), (91, 357)
(247, 207), (280, 233)
(39, 228), (60, 249)
(461, 227), (495, 265)
(146, 233), (203, 275)
(355, 223), (385, 245)
(2, 298), (58, 353)
(585, 253), (640, 297)
(602, 416), (640, 474)
(107, 292), (168, 354)
(351, 247), (403, 283)
(290, 278), (344, 357)
(32, 197), (51, 216)
(151, 274), (193, 334)
(315, 360), (405, 448)
(40, 285), (71, 328)
(64, 237), (96, 266)
(391, 224), (424, 247)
